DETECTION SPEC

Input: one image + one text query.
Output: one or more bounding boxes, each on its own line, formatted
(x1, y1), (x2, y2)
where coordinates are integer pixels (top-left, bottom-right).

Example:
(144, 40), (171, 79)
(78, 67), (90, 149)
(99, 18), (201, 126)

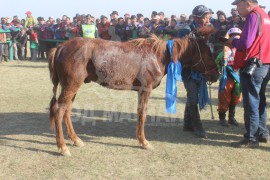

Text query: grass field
(0, 60), (270, 179)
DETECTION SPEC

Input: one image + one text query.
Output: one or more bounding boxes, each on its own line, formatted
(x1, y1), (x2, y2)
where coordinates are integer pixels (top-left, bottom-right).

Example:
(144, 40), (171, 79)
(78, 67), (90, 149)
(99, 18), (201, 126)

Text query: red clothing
(247, 7), (270, 64)
(218, 78), (242, 112)
(98, 22), (111, 40)
(234, 6), (270, 69)
(30, 32), (38, 41)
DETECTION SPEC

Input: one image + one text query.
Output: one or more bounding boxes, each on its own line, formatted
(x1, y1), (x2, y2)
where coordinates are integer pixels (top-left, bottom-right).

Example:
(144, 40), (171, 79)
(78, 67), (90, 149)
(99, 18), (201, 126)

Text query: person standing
(79, 14), (98, 38)
(14, 27), (28, 60)
(29, 28), (39, 61)
(216, 27), (243, 127)
(177, 5), (213, 138)
(98, 15), (111, 40)
(228, 0), (270, 148)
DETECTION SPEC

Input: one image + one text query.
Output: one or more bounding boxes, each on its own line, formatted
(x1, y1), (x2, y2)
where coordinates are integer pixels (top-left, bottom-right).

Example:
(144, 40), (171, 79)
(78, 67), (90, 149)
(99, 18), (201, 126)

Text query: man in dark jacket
(14, 27), (28, 60)
(115, 17), (127, 41)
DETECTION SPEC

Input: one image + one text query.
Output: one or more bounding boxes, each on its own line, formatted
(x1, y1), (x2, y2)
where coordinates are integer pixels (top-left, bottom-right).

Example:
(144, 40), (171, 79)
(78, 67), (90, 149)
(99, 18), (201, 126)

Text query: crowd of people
(0, 6), (269, 61)
(1, 0), (270, 149)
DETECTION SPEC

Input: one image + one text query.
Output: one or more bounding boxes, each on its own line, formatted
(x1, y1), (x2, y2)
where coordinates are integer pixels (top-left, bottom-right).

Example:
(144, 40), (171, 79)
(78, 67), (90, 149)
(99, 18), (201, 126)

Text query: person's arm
(24, 18), (29, 28)
(79, 25), (83, 37)
(231, 13), (258, 50)
(95, 27), (99, 38)
(22, 34), (27, 47)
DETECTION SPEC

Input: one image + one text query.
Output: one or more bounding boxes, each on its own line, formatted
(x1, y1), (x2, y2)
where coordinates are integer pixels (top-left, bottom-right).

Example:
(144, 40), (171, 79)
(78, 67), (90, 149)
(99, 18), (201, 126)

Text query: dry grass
(0, 60), (270, 179)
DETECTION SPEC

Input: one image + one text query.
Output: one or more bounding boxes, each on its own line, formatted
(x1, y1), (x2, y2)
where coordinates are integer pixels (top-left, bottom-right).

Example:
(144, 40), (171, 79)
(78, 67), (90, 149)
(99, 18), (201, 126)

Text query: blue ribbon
(191, 71), (209, 110)
(219, 65), (240, 93)
(166, 40), (182, 114)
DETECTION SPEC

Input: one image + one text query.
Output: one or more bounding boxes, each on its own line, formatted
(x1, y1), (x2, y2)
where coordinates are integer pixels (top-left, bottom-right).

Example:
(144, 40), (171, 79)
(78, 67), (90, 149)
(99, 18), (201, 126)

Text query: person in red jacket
(98, 15), (111, 40)
(228, 0), (270, 148)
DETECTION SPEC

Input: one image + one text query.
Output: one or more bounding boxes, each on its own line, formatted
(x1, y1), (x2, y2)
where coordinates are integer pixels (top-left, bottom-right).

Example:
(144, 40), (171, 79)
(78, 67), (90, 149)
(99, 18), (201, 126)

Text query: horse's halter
(191, 39), (217, 76)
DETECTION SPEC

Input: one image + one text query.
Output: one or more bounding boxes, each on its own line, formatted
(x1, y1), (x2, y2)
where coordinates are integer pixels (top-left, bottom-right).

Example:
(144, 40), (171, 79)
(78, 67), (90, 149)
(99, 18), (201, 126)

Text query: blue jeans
(240, 64), (270, 142)
(182, 67), (200, 106)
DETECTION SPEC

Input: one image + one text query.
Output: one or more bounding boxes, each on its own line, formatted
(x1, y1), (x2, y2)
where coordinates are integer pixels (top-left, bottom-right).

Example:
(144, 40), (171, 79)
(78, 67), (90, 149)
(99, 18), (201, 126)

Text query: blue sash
(166, 40), (182, 114)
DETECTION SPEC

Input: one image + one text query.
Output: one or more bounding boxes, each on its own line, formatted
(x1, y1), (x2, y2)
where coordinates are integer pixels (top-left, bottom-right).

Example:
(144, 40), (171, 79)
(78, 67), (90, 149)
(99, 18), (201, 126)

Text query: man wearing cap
(126, 15), (139, 39)
(158, 11), (165, 22)
(48, 16), (54, 24)
(227, 8), (239, 23)
(228, 0), (270, 148)
(115, 17), (127, 41)
(79, 14), (98, 39)
(14, 27), (28, 60)
(111, 11), (119, 22)
(150, 15), (165, 36)
(178, 14), (188, 28)
(177, 5), (213, 139)
(11, 19), (23, 60)
(98, 15), (111, 40)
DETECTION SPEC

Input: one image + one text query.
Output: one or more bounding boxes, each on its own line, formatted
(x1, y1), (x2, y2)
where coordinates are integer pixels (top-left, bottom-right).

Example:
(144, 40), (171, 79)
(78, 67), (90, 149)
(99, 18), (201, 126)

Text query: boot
(189, 104), (208, 138)
(183, 104), (194, 132)
(218, 111), (229, 127)
(228, 106), (238, 126)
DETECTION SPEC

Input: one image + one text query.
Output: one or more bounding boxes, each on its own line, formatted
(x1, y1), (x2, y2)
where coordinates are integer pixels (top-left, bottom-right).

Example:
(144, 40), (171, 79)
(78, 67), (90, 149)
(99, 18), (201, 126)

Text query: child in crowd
(216, 27), (242, 127)
(24, 11), (35, 28)
(29, 28), (39, 61)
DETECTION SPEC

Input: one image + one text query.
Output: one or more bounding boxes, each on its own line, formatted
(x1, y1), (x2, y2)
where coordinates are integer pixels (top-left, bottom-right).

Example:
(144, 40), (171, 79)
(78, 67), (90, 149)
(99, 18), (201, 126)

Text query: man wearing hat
(11, 19), (23, 60)
(227, 8), (239, 22)
(79, 14), (98, 39)
(24, 11), (35, 28)
(228, 0), (270, 148)
(98, 15), (111, 40)
(1, 17), (6, 26)
(111, 11), (118, 22)
(177, 5), (213, 139)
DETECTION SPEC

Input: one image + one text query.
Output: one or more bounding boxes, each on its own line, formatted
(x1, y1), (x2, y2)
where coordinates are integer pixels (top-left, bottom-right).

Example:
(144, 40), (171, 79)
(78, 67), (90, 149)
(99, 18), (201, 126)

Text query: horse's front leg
(136, 88), (153, 150)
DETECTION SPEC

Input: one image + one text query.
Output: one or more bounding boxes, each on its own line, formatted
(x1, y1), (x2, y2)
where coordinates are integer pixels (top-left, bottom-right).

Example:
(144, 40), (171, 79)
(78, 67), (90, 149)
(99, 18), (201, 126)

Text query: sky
(1, 0), (270, 20)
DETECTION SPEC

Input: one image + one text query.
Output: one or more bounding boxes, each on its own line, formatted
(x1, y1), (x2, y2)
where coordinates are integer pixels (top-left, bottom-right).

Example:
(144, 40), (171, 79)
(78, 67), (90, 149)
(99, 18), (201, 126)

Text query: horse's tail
(48, 47), (60, 129)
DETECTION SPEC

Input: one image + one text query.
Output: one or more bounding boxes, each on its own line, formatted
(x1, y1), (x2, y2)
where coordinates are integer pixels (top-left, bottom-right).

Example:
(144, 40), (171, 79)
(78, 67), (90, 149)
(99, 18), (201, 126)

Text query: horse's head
(172, 26), (219, 82)
(191, 38), (219, 82)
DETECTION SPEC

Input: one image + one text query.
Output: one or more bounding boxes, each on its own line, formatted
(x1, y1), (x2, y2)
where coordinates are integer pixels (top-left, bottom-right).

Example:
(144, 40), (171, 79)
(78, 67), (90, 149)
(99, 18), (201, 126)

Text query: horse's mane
(129, 38), (167, 58)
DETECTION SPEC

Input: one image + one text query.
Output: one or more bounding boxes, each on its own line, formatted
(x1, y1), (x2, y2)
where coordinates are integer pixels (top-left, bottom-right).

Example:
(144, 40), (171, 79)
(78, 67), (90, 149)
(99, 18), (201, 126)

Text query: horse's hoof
(59, 148), (71, 157)
(73, 140), (84, 147)
(142, 143), (154, 151)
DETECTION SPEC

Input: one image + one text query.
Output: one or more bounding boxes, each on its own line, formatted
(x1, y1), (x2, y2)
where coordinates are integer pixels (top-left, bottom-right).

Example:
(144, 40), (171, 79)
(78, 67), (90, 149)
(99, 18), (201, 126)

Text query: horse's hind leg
(55, 87), (81, 156)
(137, 88), (153, 150)
(64, 94), (84, 147)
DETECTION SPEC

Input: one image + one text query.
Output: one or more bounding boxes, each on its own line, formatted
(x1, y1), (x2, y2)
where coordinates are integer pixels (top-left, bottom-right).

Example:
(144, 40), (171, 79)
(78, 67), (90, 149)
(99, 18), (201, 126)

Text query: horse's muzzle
(207, 68), (219, 82)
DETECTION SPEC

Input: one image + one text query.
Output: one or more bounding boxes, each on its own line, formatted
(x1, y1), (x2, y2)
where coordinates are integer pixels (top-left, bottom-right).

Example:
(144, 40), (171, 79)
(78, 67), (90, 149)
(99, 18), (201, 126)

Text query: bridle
(190, 38), (218, 76)
(191, 38), (216, 119)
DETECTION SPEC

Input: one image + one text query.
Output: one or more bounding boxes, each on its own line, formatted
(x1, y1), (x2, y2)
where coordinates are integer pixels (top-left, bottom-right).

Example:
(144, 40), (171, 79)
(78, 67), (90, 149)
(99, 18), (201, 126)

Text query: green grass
(0, 61), (270, 179)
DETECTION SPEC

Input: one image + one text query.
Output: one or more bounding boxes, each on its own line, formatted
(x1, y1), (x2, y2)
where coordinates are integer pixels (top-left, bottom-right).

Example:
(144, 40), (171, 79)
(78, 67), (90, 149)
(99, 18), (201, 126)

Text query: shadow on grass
(9, 65), (48, 69)
(0, 111), (269, 156)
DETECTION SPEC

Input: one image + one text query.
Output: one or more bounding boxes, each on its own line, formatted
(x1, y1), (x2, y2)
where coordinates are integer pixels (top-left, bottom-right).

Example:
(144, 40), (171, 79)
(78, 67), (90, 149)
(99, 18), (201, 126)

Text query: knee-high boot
(183, 104), (194, 131)
(190, 104), (207, 138)
(218, 111), (229, 127)
(228, 105), (238, 126)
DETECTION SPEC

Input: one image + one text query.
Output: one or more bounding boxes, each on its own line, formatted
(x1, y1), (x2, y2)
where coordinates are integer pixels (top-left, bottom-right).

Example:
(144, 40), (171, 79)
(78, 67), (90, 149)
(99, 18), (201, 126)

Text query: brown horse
(48, 26), (218, 156)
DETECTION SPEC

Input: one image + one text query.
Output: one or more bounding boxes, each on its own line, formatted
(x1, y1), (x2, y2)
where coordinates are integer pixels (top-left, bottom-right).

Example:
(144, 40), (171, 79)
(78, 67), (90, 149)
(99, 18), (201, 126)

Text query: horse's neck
(178, 38), (194, 66)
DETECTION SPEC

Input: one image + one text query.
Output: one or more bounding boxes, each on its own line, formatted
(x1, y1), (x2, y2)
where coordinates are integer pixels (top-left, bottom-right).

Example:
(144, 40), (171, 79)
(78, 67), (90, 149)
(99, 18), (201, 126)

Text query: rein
(191, 39), (217, 76)
(192, 38), (215, 119)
